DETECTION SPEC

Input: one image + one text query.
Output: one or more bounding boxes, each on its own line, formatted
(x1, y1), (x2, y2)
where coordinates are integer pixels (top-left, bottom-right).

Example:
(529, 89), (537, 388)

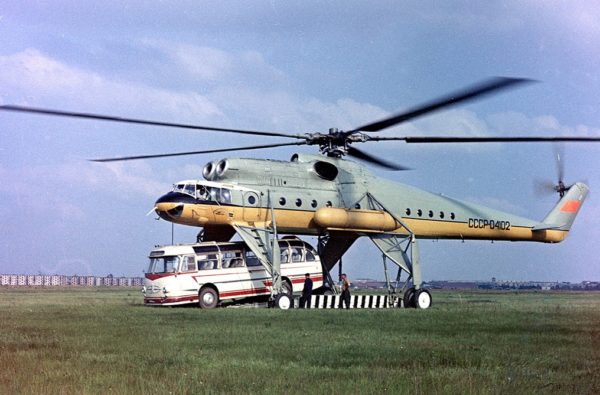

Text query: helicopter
(1, 77), (598, 309)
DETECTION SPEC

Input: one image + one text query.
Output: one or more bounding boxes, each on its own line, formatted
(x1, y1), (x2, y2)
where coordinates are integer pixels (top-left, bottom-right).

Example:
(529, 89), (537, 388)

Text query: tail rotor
(535, 145), (571, 199)
(553, 145), (569, 198)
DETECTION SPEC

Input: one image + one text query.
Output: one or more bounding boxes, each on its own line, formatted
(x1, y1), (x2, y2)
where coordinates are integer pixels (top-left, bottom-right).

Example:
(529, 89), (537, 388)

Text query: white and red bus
(143, 237), (324, 308)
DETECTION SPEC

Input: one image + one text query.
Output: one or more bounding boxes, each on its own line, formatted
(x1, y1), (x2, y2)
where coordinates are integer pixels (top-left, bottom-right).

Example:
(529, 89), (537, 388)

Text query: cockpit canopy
(172, 181), (232, 204)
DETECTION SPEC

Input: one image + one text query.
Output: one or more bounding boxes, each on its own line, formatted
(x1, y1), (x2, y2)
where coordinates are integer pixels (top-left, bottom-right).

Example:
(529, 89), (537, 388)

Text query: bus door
(193, 246), (220, 286)
(178, 254), (202, 294)
(218, 246), (248, 298)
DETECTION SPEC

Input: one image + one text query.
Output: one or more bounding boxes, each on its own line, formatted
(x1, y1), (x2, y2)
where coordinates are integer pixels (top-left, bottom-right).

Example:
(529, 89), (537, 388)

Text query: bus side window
(280, 248), (290, 264)
(197, 254), (218, 270)
(184, 255), (196, 271)
(291, 247), (303, 262)
(230, 258), (244, 268)
(304, 249), (316, 262)
(245, 251), (262, 267)
(222, 250), (243, 268)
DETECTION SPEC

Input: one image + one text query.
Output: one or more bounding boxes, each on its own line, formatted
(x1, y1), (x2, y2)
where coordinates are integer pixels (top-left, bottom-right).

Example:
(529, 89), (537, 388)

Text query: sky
(1, 1), (599, 282)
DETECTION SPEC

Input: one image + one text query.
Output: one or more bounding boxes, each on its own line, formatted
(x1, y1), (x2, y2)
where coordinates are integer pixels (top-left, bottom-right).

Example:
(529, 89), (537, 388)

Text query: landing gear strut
(362, 193), (432, 309)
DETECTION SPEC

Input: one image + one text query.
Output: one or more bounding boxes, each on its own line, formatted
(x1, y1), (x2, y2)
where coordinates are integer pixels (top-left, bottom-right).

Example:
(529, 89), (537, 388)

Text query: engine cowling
(202, 161), (218, 180)
(314, 207), (398, 232)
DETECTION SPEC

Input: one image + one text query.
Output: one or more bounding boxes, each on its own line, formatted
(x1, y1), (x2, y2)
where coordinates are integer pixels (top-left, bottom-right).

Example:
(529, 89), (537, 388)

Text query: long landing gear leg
(317, 233), (339, 295)
(233, 224), (291, 309)
(370, 234), (432, 309)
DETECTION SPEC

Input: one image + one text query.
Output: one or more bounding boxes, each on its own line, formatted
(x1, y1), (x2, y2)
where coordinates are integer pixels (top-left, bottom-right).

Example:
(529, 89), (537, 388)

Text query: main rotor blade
(350, 77), (534, 133)
(368, 136), (600, 143)
(0, 105), (303, 139)
(346, 146), (411, 171)
(90, 141), (307, 162)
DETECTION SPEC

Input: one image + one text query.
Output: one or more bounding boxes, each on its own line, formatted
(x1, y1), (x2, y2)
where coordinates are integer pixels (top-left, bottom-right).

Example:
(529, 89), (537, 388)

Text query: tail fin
(536, 182), (589, 231)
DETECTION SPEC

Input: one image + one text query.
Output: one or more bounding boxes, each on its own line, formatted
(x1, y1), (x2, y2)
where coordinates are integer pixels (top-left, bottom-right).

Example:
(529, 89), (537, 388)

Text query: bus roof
(150, 238), (315, 256)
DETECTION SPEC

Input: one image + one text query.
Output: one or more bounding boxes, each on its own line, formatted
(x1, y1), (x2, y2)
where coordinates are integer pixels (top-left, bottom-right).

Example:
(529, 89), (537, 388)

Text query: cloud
(0, 161), (171, 221)
(0, 49), (222, 121)
(1, 46), (598, 174)
(140, 40), (289, 89)
(60, 161), (170, 198)
(533, 115), (600, 137)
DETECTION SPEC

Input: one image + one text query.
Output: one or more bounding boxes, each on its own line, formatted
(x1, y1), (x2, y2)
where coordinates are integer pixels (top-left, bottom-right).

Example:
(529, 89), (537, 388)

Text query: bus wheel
(199, 287), (218, 309)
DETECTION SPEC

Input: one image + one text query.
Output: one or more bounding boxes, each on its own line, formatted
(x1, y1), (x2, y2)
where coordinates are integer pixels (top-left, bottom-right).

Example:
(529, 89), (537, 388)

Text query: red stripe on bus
(145, 273), (177, 280)
(220, 288), (269, 297)
(144, 295), (198, 304)
(263, 275), (323, 287)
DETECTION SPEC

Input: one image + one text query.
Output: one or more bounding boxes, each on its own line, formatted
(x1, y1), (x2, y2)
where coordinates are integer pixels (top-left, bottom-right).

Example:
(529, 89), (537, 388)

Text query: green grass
(1, 288), (599, 394)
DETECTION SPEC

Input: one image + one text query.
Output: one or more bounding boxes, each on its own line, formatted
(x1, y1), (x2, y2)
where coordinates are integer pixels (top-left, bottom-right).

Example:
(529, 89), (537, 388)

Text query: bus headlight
(162, 287), (169, 294)
(141, 286), (146, 295)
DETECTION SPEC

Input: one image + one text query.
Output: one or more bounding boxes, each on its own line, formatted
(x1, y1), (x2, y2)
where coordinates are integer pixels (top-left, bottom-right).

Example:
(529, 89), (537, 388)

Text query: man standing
(339, 273), (351, 309)
(300, 273), (313, 308)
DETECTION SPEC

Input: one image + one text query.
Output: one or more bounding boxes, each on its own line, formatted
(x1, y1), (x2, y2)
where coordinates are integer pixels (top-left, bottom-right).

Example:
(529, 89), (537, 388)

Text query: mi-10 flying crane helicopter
(2, 77), (599, 309)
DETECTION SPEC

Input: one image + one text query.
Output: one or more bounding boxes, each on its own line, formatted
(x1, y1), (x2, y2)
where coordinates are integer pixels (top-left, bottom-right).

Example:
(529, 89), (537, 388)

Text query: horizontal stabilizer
(532, 223), (564, 231)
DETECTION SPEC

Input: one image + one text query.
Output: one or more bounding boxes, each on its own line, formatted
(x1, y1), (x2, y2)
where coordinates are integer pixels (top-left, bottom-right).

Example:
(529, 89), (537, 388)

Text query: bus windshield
(148, 256), (180, 273)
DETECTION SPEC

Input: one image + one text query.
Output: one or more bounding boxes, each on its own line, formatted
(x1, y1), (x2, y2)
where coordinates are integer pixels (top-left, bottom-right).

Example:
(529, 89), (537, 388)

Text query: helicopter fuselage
(154, 153), (583, 244)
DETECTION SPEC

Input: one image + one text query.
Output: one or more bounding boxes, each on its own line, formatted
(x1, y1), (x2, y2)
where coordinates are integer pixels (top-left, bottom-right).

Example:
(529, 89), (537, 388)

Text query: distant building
(0, 274), (144, 287)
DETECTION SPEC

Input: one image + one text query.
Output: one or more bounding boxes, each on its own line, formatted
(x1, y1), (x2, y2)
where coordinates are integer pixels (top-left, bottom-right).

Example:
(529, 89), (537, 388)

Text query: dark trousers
(299, 294), (312, 308)
(339, 290), (351, 308)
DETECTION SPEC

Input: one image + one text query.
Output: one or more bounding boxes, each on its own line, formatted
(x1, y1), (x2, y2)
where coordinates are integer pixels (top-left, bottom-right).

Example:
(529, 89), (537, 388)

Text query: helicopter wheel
(281, 279), (293, 297)
(274, 293), (292, 310)
(415, 289), (432, 309)
(403, 287), (416, 308)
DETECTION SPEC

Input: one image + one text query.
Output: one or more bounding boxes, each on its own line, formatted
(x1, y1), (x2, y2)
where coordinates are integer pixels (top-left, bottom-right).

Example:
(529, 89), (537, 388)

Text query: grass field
(1, 288), (599, 394)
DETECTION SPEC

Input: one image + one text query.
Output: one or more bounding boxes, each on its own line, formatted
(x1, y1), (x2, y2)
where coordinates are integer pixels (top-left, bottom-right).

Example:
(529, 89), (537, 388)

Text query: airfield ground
(0, 288), (598, 394)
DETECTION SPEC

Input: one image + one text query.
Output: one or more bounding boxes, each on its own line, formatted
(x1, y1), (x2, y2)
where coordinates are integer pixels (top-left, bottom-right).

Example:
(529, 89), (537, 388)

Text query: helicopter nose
(154, 192), (190, 220)
(155, 203), (184, 220)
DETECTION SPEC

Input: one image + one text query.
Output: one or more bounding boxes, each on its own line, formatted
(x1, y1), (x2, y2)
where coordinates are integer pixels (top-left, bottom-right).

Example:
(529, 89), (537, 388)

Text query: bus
(142, 237), (324, 308)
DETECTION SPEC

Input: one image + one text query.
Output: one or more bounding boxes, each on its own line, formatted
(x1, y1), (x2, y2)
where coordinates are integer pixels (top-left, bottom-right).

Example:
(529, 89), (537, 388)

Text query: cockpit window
(197, 185), (209, 200)
(209, 187), (219, 201)
(209, 187), (231, 204)
(173, 183), (231, 204)
(184, 184), (195, 196)
(221, 189), (231, 203)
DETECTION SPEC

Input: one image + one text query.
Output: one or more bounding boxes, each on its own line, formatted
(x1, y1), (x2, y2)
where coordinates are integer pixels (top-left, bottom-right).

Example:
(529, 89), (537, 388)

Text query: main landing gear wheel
(199, 287), (218, 309)
(403, 287), (416, 308)
(282, 280), (293, 297)
(274, 293), (292, 310)
(415, 289), (432, 309)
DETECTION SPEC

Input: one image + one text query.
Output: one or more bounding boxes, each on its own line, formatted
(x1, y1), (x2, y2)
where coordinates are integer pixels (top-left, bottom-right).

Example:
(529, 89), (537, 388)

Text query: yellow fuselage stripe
(156, 202), (567, 243)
